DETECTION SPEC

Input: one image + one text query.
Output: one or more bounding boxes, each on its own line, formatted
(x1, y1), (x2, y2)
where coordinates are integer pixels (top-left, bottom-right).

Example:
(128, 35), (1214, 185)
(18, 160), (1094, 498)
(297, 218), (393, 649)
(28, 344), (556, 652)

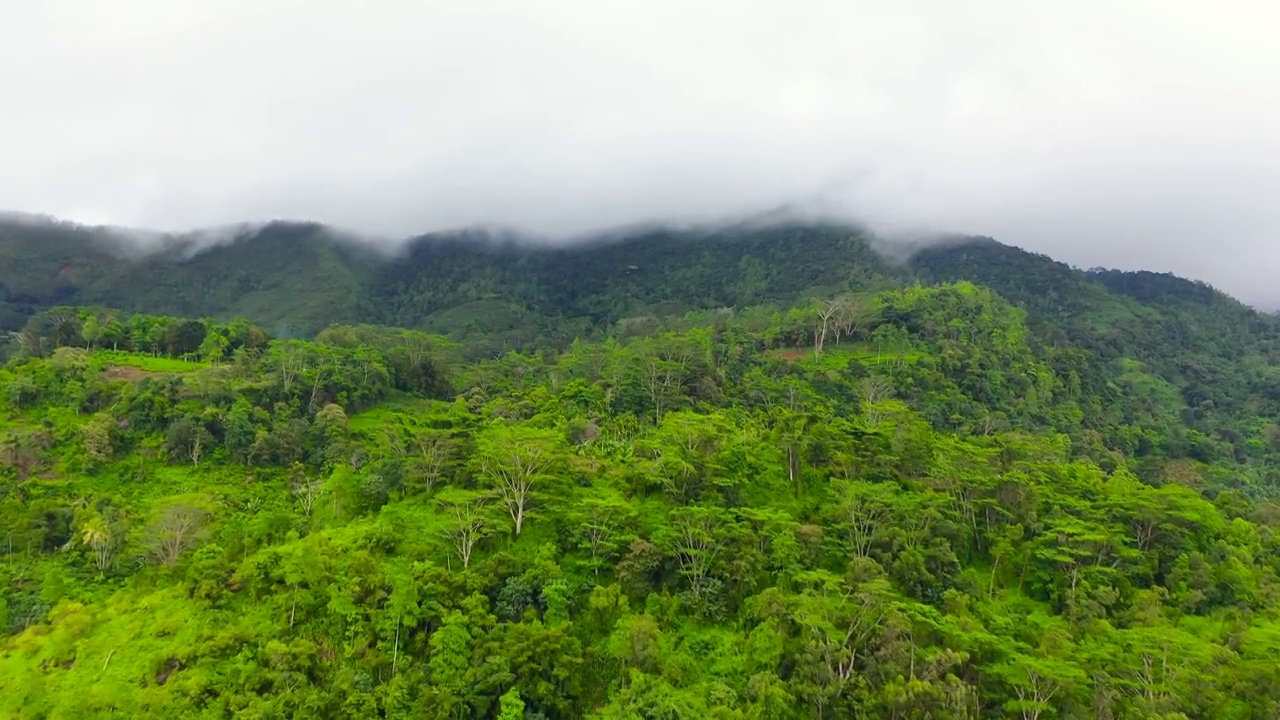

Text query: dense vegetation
(4, 266), (1280, 718)
(5, 218), (1280, 717)
(0, 218), (901, 352)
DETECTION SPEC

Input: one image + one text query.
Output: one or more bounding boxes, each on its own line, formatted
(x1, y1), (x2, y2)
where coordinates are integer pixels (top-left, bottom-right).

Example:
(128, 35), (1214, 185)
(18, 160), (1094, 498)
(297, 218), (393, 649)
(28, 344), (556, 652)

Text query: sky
(3, 1), (1280, 304)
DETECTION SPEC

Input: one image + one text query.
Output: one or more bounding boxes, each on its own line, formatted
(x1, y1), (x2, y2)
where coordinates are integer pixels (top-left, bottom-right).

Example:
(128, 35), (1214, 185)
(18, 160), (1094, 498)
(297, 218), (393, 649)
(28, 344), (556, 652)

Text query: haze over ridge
(3, 1), (1279, 305)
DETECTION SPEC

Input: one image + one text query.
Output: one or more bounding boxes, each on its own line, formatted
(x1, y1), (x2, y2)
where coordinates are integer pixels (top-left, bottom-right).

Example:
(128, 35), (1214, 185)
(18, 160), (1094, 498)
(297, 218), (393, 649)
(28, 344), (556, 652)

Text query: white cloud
(2, 1), (1279, 303)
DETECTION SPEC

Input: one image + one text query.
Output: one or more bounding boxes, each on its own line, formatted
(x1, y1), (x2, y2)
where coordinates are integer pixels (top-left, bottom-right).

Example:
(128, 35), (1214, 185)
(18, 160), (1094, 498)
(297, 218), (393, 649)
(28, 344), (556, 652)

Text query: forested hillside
(6, 218), (1280, 717)
(0, 218), (902, 350)
(5, 266), (1280, 718)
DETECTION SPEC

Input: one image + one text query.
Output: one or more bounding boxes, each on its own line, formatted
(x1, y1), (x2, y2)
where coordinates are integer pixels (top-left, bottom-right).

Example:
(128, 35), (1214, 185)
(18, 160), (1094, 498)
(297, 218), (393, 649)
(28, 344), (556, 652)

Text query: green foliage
(0, 220), (902, 354)
(5, 226), (1280, 718)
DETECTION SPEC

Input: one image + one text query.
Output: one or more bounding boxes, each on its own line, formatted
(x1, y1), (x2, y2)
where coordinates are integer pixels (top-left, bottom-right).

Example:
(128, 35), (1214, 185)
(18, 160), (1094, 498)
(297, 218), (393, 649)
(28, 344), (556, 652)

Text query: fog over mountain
(3, 2), (1279, 305)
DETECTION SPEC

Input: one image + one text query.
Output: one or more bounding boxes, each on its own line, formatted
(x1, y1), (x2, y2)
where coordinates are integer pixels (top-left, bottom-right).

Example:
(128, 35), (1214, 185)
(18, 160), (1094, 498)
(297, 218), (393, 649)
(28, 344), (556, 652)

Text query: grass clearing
(349, 396), (441, 432)
(93, 351), (206, 374)
(771, 341), (924, 368)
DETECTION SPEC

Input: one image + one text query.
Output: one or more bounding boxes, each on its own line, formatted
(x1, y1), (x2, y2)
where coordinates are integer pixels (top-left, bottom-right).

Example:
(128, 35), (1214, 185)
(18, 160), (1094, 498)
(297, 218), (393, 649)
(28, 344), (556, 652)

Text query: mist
(3, 2), (1279, 305)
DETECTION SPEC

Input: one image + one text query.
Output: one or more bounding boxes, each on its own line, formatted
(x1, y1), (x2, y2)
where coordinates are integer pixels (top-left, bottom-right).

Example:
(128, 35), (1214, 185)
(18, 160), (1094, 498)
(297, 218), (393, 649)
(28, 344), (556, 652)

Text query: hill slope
(0, 218), (904, 341)
(4, 289), (1280, 718)
(8, 216), (1279, 462)
(911, 240), (1280, 476)
(6, 215), (1280, 717)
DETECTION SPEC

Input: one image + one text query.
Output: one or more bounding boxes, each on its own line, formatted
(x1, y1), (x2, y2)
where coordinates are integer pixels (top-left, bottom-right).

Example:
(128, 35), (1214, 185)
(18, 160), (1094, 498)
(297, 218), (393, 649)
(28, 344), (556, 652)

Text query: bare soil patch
(103, 366), (162, 382)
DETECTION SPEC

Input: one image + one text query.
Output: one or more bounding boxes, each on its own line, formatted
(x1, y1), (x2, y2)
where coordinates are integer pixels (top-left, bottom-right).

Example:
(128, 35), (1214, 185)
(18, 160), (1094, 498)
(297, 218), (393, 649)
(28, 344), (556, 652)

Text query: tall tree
(474, 425), (565, 536)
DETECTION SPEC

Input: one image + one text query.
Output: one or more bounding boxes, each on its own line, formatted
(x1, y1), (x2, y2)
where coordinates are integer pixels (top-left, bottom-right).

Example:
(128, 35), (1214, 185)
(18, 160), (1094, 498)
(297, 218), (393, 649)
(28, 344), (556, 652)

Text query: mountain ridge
(2, 215), (1272, 347)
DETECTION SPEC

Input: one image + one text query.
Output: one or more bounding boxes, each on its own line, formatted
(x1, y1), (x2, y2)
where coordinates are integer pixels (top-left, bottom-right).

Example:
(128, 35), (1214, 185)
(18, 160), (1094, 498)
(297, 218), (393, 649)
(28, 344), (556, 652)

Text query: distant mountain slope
(2, 215), (1275, 363)
(0, 220), (381, 336)
(909, 237), (1280, 357)
(101, 223), (382, 337)
(0, 217), (126, 328)
(373, 223), (904, 332)
(0, 218), (904, 341)
(906, 236), (1106, 321)
(910, 238), (1280, 469)
(9, 213), (1280, 476)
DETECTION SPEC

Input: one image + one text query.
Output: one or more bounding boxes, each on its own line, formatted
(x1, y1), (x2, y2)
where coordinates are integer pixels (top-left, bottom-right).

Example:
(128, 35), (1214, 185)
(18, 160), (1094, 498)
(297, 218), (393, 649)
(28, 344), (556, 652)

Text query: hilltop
(0, 218), (908, 344)
(6, 214), (1279, 463)
(4, 214), (1274, 345)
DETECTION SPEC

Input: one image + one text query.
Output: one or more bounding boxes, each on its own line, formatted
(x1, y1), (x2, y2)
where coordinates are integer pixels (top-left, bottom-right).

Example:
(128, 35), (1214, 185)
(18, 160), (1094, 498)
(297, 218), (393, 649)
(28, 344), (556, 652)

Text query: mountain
(9, 215), (1280, 465)
(8, 213), (1280, 717)
(14, 215), (1275, 347)
(0, 219), (380, 335)
(1, 217), (906, 339)
(911, 239), (1280, 471)
(8, 215), (1280, 445)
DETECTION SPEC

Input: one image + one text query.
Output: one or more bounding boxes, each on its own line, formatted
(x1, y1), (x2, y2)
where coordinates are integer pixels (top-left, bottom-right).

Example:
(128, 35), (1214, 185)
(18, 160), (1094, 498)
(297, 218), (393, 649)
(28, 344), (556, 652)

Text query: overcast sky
(3, 1), (1280, 304)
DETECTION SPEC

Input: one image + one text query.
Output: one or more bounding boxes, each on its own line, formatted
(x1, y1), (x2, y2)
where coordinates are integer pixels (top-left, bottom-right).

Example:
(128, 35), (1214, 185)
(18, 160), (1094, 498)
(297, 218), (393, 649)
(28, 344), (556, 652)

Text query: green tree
(570, 489), (638, 577)
(474, 424), (566, 536)
(497, 688), (525, 720)
(79, 412), (115, 468)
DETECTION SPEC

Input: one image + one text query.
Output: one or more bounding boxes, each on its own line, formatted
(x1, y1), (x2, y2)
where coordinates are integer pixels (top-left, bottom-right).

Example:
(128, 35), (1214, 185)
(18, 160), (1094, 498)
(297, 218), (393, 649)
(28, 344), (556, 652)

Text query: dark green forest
(4, 218), (1280, 718)
(0, 219), (898, 348)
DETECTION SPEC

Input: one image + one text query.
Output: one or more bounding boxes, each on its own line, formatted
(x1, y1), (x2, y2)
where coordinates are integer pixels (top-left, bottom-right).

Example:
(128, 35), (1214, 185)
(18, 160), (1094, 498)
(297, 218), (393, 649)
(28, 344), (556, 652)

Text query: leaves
(5, 258), (1280, 720)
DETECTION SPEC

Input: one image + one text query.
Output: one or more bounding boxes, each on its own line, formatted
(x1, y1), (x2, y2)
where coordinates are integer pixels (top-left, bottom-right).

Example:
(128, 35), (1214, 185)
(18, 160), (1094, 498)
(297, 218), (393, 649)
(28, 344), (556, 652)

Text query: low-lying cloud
(3, 1), (1279, 305)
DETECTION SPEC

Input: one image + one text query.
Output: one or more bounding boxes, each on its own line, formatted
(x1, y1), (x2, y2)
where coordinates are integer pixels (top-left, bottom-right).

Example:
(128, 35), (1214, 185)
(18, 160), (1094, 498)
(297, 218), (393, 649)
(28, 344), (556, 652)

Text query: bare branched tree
(814, 298), (842, 356)
(292, 477), (326, 517)
(833, 295), (873, 343)
(638, 339), (695, 424)
(442, 495), (489, 569)
(81, 517), (123, 574)
(147, 502), (212, 567)
(410, 431), (454, 495)
(481, 434), (554, 536)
